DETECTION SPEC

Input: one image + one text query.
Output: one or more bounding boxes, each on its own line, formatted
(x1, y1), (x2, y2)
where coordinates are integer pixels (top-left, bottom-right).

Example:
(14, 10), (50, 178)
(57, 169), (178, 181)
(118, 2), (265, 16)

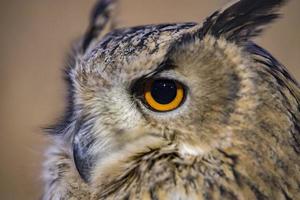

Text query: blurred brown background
(0, 0), (299, 199)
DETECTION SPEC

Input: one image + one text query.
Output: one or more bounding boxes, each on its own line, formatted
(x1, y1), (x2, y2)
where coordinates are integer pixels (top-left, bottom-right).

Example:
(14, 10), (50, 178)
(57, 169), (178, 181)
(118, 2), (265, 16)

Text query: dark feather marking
(220, 186), (239, 200)
(97, 163), (139, 199)
(198, 0), (287, 42)
(218, 149), (275, 199)
(249, 185), (269, 200)
(281, 188), (293, 200)
(289, 112), (300, 154)
(150, 187), (159, 200)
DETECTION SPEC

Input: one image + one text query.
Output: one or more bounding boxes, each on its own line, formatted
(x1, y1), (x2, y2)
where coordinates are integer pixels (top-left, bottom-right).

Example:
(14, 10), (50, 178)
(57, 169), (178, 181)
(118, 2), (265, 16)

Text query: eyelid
(129, 58), (176, 91)
(142, 59), (177, 79)
(131, 74), (187, 97)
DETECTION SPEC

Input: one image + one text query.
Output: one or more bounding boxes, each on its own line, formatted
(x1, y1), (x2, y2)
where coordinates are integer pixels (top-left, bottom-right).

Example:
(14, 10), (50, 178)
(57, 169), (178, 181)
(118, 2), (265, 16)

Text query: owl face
(45, 0), (300, 198)
(71, 21), (253, 182)
(66, 0), (286, 182)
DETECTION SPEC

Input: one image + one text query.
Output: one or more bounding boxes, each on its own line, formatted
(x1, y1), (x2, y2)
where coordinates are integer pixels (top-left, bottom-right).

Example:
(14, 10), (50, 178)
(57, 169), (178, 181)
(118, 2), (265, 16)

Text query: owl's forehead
(84, 23), (197, 66)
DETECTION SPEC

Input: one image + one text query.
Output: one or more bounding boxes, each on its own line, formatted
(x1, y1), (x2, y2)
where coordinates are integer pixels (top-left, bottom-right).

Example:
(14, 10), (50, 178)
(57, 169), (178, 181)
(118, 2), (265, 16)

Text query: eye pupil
(143, 78), (185, 112)
(151, 80), (177, 104)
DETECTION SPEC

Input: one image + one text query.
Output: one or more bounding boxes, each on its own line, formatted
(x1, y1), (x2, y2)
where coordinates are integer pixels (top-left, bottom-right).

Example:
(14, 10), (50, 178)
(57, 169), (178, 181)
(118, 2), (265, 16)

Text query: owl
(43, 0), (300, 199)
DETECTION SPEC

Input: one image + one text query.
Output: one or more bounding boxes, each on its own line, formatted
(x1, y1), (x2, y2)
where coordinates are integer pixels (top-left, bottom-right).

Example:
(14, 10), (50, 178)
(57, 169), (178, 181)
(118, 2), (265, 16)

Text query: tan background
(0, 0), (299, 199)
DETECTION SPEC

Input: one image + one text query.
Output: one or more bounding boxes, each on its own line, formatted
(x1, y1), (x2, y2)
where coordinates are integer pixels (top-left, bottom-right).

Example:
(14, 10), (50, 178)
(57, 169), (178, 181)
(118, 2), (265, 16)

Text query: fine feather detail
(199, 0), (288, 42)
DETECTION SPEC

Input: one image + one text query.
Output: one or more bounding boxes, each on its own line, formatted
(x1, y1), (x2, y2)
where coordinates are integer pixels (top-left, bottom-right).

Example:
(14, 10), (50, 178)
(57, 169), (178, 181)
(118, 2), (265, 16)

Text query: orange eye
(144, 79), (185, 112)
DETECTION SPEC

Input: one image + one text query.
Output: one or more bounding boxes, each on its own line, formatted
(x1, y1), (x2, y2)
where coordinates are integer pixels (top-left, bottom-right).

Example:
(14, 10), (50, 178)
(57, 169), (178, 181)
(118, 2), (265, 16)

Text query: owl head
(45, 0), (300, 198)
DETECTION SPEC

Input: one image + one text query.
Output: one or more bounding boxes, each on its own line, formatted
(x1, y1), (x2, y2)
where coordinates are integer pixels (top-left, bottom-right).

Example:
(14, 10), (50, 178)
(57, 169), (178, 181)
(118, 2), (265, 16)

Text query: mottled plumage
(43, 0), (300, 199)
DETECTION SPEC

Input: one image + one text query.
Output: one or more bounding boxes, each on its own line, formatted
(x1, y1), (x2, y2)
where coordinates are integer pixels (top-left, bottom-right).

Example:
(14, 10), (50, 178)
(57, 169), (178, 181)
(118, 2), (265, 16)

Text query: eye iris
(151, 80), (177, 104)
(143, 79), (185, 112)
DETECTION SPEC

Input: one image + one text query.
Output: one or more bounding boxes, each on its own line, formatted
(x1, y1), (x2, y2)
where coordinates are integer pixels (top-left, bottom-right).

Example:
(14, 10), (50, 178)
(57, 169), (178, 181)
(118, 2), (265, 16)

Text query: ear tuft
(81, 0), (117, 54)
(199, 0), (287, 43)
